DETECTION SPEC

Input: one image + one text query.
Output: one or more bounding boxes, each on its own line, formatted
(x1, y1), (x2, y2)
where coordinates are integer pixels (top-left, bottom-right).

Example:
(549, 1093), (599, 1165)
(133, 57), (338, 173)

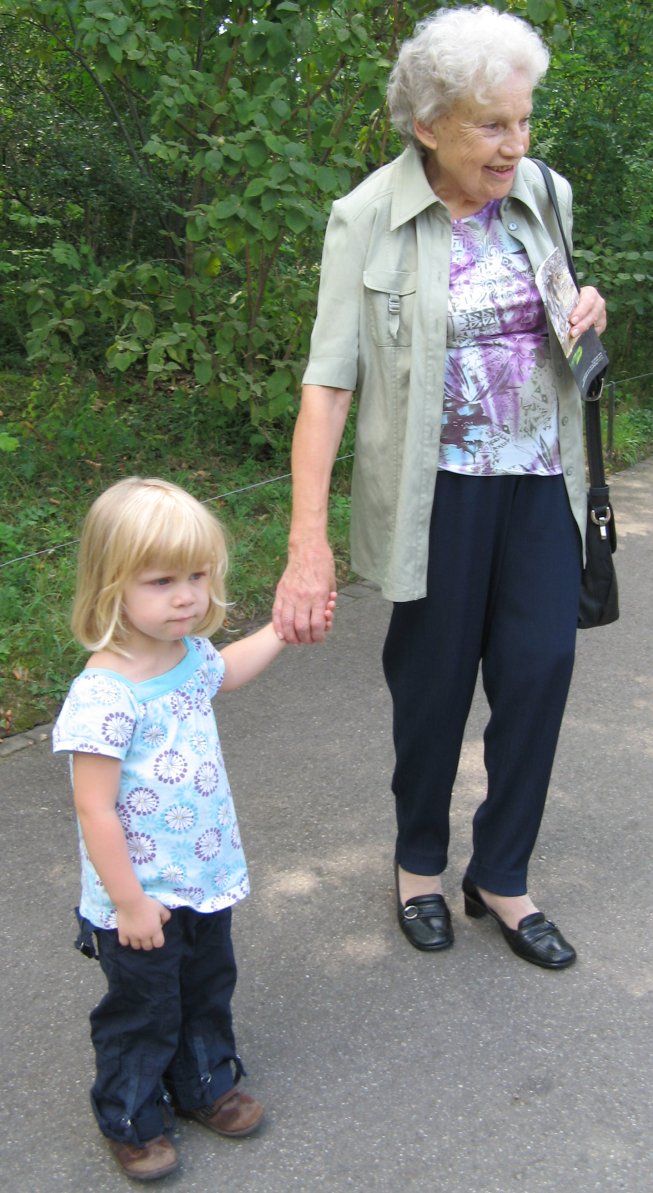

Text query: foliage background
(2, 0), (652, 398)
(1, 0), (652, 734)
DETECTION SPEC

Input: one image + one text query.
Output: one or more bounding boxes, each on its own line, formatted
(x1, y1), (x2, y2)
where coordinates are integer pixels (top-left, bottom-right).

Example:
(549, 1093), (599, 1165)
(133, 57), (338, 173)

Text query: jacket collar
(506, 158), (547, 227)
(390, 147), (547, 230)
(390, 146), (441, 229)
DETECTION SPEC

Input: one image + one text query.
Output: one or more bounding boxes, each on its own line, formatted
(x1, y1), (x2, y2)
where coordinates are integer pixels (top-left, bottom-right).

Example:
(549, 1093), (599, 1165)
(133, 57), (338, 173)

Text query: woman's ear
(413, 119), (438, 151)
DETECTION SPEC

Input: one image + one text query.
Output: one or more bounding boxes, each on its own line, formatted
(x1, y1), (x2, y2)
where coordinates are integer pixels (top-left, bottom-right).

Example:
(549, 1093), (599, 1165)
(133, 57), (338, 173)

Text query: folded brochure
(535, 247), (608, 399)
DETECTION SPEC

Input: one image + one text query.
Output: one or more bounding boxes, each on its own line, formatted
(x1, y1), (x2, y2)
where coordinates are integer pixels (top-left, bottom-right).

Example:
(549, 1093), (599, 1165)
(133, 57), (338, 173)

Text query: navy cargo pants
(79, 905), (243, 1145)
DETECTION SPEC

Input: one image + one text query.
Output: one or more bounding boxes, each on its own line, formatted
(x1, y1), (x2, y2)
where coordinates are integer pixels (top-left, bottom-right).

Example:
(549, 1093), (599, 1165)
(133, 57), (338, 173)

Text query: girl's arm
(73, 752), (171, 950)
(220, 603), (336, 693)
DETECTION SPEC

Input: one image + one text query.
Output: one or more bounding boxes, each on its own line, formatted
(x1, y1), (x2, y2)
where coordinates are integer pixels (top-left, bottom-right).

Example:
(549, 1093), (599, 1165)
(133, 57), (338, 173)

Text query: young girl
(53, 477), (335, 1182)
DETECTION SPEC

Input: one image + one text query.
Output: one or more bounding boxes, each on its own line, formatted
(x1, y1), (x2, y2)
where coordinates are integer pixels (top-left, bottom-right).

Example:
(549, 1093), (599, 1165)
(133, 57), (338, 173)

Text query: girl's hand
(116, 895), (171, 950)
(324, 591), (338, 634)
(570, 286), (607, 337)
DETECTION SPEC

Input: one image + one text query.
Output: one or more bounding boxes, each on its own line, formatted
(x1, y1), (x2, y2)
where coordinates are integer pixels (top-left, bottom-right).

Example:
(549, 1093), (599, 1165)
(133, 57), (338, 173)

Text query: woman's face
(415, 71), (533, 219)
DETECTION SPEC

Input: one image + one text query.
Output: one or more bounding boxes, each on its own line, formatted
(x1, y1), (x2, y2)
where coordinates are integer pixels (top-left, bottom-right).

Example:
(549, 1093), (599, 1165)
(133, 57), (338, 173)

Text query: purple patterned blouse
(439, 199), (561, 476)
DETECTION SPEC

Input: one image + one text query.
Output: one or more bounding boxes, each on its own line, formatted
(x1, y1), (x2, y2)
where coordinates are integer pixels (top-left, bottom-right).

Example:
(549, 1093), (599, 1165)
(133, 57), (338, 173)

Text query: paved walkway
(1, 461), (652, 1193)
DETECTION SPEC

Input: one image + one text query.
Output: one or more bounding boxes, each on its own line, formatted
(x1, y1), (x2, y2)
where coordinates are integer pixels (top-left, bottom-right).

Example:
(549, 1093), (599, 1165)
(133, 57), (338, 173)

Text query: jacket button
(566, 466), (574, 476)
(508, 221), (518, 231)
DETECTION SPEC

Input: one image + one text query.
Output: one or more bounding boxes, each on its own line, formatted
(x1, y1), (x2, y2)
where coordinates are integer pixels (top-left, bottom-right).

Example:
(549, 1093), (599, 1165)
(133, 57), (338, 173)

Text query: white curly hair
(387, 5), (550, 147)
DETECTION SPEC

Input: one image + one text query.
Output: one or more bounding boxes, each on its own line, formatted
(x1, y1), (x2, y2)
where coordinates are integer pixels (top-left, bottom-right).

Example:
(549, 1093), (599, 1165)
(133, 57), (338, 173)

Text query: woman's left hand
(570, 286), (607, 338)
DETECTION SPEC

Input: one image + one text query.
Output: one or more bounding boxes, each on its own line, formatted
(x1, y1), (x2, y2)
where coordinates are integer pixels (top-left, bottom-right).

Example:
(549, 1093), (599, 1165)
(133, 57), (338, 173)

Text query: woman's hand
(115, 894), (171, 950)
(570, 286), (607, 337)
(273, 539), (336, 644)
(273, 384), (352, 644)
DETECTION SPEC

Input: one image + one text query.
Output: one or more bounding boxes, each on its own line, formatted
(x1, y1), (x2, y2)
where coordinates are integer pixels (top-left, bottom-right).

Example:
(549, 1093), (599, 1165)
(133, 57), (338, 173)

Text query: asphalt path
(1, 459), (652, 1193)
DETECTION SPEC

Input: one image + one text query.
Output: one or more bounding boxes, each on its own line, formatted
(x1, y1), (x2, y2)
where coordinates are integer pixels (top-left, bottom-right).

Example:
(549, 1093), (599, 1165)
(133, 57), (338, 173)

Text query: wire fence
(1, 365), (652, 576)
(0, 453), (356, 573)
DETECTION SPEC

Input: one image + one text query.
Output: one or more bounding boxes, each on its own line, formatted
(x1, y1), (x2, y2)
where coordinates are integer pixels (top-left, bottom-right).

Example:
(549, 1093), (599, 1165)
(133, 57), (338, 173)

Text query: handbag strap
(532, 158), (606, 489)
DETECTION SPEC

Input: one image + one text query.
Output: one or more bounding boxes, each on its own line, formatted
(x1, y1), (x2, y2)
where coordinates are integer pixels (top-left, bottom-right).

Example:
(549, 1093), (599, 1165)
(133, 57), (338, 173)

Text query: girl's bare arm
(73, 752), (170, 949)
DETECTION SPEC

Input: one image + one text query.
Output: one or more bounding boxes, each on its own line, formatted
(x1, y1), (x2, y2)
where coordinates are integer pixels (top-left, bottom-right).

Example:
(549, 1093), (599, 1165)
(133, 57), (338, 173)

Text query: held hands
(116, 894), (171, 950)
(570, 286), (607, 338)
(273, 540), (337, 645)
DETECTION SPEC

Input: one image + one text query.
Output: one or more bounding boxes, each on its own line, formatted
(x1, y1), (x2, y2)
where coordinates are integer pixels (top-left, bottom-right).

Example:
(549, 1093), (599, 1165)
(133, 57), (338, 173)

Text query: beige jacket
(303, 146), (586, 602)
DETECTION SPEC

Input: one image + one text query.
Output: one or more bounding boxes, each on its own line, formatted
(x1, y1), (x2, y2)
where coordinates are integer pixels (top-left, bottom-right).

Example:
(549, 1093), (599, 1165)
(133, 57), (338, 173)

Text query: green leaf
(526, 0), (556, 23)
(358, 57), (378, 85)
(186, 215), (208, 242)
(266, 367), (294, 397)
(0, 432), (19, 454)
(244, 141), (267, 169)
(51, 242), (81, 269)
(244, 177), (269, 199)
(133, 309), (155, 337)
(174, 289), (194, 316)
(260, 218), (280, 242)
(284, 208), (309, 233)
(110, 15), (130, 35)
(210, 196), (240, 222)
(62, 318), (86, 342)
(194, 357), (213, 385)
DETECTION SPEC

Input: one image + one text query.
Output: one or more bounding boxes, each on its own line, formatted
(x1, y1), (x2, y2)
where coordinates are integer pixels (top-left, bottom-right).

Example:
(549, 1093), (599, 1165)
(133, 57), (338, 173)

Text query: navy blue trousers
(382, 472), (581, 895)
(87, 906), (242, 1145)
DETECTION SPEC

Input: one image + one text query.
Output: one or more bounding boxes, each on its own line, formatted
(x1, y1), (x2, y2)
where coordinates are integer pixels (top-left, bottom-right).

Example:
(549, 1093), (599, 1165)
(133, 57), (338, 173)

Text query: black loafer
(462, 876), (576, 970)
(396, 866), (454, 952)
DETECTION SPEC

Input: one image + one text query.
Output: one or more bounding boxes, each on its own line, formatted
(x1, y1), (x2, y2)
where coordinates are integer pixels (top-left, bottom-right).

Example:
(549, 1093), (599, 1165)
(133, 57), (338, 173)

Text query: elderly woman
(273, 6), (606, 968)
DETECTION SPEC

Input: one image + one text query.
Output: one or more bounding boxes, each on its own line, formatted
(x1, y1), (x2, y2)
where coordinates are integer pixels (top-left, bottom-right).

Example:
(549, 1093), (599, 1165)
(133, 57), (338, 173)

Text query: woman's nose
(501, 125), (528, 157)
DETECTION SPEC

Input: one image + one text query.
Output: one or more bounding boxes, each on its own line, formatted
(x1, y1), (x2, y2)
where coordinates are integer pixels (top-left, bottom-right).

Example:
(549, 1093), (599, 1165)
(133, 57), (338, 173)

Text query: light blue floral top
(53, 636), (249, 929)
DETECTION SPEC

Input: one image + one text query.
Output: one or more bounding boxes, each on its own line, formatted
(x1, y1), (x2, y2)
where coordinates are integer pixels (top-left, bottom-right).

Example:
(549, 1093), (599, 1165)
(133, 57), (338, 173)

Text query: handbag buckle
(591, 504), (611, 539)
(590, 505), (611, 526)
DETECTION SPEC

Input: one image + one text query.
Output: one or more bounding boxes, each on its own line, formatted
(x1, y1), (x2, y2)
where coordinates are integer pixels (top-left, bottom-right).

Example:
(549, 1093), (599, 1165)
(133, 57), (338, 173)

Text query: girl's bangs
(130, 500), (225, 576)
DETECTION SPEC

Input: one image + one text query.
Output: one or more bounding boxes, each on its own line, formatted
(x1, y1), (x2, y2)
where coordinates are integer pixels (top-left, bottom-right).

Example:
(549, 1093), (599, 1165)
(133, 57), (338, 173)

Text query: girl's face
(121, 563), (212, 648)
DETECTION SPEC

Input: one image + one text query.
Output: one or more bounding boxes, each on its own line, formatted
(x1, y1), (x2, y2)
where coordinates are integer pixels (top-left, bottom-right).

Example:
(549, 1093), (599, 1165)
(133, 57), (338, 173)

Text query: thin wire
(2, 365), (653, 572)
(607, 372), (653, 387)
(5, 364), (653, 573)
(0, 453), (355, 572)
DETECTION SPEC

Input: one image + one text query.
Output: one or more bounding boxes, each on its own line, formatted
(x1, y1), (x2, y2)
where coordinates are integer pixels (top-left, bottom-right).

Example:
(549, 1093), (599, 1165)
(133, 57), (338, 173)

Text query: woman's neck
(423, 155), (498, 221)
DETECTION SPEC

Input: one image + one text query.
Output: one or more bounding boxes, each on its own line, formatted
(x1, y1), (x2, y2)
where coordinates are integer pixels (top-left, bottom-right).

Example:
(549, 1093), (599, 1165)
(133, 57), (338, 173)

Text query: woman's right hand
(273, 538), (336, 644)
(116, 894), (171, 950)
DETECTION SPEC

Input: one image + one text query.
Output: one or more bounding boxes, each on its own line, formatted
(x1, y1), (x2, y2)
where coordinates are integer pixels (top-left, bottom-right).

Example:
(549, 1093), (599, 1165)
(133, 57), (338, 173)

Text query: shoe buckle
(403, 904), (419, 920)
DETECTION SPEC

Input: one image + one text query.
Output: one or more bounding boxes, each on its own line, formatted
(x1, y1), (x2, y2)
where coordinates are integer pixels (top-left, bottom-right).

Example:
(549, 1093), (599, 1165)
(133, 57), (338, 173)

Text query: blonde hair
(71, 477), (229, 652)
(387, 5), (550, 148)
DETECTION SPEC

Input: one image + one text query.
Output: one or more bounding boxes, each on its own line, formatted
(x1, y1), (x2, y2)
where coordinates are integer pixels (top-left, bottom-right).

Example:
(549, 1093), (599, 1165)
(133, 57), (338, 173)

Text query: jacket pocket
(363, 270), (417, 347)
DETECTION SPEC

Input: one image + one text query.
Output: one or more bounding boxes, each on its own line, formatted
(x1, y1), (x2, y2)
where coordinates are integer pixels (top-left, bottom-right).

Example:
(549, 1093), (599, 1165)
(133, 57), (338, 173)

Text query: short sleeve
(191, 636), (226, 699)
(302, 201), (363, 392)
(52, 671), (138, 758)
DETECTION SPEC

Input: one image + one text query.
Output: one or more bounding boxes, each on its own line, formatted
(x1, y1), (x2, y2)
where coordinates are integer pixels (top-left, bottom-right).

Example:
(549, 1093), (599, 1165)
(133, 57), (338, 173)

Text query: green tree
(533, 0), (653, 379)
(1, 0), (650, 415)
(1, 1), (427, 417)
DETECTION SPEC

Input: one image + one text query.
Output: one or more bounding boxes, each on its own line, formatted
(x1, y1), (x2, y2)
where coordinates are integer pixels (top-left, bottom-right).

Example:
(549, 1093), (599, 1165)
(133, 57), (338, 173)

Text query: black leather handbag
(534, 160), (619, 629)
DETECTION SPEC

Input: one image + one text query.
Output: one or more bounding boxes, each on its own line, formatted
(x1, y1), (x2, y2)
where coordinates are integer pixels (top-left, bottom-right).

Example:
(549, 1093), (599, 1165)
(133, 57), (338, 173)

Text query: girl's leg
(164, 906), (241, 1112)
(90, 915), (185, 1145)
(466, 474), (581, 895)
